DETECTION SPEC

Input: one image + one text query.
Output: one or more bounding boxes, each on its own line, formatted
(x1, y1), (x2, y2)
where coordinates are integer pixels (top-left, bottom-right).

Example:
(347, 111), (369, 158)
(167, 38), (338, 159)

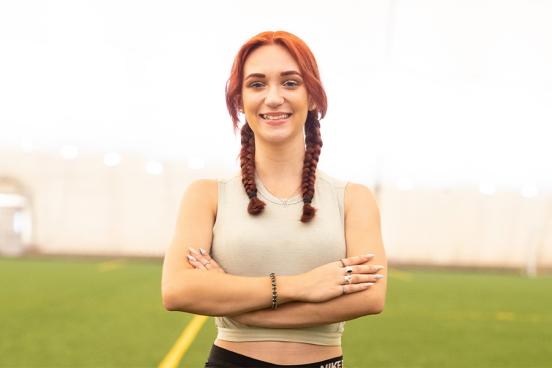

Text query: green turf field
(1, 256), (551, 368)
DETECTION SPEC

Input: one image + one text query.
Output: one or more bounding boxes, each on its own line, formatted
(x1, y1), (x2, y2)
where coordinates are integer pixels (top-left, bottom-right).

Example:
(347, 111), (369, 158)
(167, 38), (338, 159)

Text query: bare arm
(187, 182), (387, 327)
(161, 180), (374, 316)
(228, 288), (383, 329)
(161, 180), (301, 316)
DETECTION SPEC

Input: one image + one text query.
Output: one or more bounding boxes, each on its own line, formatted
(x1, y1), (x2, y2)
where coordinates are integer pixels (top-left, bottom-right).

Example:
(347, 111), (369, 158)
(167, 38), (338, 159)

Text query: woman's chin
(255, 129), (288, 142)
(258, 129), (304, 145)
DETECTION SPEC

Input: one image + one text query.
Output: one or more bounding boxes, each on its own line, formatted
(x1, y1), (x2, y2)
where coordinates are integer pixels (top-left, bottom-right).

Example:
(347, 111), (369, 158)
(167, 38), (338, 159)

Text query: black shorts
(204, 344), (344, 368)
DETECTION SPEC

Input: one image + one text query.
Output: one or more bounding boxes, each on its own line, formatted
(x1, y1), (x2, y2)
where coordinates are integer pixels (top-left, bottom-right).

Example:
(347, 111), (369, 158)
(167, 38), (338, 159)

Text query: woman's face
(241, 44), (311, 145)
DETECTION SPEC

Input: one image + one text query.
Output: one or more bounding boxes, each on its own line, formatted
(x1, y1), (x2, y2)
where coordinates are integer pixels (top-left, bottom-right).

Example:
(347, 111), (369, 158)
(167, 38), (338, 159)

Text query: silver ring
(345, 266), (353, 274)
(344, 275), (352, 284)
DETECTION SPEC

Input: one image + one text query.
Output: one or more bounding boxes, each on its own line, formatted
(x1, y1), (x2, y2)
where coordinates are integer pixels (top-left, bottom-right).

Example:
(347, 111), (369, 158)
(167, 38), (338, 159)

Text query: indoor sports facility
(1, 1), (551, 367)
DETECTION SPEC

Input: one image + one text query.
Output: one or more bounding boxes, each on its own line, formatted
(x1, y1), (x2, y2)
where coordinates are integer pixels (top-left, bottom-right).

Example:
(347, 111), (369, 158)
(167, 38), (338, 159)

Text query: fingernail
(365, 253), (375, 258)
(199, 248), (206, 255)
(187, 255), (197, 262)
(374, 274), (385, 279)
(374, 265), (385, 270)
(189, 247), (199, 254)
(364, 282), (375, 286)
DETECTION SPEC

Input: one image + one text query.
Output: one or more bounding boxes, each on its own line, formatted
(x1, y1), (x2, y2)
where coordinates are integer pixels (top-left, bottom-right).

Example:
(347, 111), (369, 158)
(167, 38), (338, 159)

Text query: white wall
(1, 149), (550, 271)
(380, 186), (552, 268)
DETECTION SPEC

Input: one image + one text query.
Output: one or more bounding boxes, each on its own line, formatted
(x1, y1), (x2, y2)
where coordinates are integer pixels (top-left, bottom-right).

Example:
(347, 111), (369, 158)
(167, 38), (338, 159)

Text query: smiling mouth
(259, 113), (293, 120)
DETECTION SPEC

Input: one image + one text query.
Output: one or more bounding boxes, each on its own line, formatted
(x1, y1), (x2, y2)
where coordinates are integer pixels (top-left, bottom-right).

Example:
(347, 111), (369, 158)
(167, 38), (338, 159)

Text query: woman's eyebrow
(244, 70), (302, 80)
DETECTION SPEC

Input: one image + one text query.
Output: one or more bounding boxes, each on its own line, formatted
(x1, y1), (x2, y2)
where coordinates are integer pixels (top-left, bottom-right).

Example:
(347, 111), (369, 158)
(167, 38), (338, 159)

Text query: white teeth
(262, 114), (291, 120)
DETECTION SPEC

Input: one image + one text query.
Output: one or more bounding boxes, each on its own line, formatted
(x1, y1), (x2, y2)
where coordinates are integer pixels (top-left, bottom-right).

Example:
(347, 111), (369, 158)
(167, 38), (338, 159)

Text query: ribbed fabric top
(211, 169), (348, 346)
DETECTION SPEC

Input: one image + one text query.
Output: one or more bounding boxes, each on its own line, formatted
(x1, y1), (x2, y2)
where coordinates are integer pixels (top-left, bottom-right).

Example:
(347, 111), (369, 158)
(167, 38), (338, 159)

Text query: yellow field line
(158, 315), (209, 368)
(388, 267), (413, 282)
(97, 259), (126, 272)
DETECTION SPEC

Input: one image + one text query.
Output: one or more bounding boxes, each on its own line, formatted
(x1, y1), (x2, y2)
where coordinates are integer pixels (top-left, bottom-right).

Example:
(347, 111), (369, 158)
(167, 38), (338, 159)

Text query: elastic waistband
(206, 344), (344, 368)
(215, 325), (343, 346)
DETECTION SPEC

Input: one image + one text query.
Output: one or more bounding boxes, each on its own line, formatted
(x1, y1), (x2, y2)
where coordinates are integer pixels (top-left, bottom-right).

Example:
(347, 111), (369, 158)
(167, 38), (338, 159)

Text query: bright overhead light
(145, 160), (163, 175)
(60, 145), (78, 160)
(103, 152), (121, 167)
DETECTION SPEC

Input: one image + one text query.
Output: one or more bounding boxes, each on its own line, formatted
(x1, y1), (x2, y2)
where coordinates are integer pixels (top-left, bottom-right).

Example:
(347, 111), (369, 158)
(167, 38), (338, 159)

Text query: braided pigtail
(240, 122), (266, 215)
(300, 111), (323, 223)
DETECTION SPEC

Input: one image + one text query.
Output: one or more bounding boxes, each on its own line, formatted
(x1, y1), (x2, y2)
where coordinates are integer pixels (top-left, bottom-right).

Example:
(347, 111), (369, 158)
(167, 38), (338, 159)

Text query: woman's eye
(247, 80), (300, 89)
(283, 80), (299, 88)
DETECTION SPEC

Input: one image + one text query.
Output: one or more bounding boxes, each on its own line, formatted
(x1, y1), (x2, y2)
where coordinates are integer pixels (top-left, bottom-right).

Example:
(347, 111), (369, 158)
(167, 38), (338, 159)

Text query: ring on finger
(344, 275), (352, 284)
(345, 266), (353, 274)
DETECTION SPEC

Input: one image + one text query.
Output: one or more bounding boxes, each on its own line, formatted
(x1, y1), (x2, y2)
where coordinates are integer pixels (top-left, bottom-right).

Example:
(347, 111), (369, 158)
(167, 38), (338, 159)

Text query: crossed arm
(230, 290), (385, 329)
(184, 182), (387, 328)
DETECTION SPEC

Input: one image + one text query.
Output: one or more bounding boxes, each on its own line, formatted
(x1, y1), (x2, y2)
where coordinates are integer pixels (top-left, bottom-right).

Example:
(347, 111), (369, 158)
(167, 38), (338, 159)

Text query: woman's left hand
(186, 247), (226, 273)
(185, 248), (253, 323)
(186, 248), (255, 323)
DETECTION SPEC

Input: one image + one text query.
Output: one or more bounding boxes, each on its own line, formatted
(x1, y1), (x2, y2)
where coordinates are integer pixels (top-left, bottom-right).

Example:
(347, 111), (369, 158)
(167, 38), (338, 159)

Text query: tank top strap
(316, 170), (348, 227)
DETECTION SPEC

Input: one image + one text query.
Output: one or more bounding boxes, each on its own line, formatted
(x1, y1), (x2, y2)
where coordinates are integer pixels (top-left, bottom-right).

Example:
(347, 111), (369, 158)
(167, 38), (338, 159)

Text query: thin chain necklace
(256, 174), (303, 205)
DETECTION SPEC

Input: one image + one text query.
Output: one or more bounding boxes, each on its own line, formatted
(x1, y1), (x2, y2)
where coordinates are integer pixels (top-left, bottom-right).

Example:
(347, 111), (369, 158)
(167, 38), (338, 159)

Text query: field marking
(97, 259), (126, 272)
(496, 311), (515, 321)
(158, 315), (209, 368)
(388, 268), (413, 282)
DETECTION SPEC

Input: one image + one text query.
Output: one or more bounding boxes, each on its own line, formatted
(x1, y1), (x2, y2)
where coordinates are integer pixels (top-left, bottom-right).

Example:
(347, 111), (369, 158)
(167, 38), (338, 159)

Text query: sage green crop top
(211, 169), (348, 346)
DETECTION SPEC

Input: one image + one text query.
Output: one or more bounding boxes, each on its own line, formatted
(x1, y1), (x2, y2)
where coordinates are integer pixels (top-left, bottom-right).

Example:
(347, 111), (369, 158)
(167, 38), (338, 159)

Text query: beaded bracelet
(269, 272), (278, 309)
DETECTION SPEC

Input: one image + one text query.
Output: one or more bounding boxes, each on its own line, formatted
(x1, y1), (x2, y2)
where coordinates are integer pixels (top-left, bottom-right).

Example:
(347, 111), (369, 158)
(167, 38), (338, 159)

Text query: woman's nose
(264, 86), (284, 106)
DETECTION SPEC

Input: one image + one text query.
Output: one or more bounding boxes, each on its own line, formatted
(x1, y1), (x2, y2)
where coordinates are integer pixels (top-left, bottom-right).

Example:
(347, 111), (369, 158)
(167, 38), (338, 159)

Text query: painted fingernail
(365, 282), (375, 286)
(374, 265), (385, 270)
(374, 274), (385, 279)
(365, 253), (375, 257)
(199, 248), (207, 255)
(187, 255), (197, 262)
(189, 247), (199, 254)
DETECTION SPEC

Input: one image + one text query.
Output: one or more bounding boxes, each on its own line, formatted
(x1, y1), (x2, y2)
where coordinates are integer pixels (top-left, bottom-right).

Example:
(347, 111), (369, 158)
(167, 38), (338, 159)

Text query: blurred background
(1, 0), (551, 273)
(1, 1), (551, 367)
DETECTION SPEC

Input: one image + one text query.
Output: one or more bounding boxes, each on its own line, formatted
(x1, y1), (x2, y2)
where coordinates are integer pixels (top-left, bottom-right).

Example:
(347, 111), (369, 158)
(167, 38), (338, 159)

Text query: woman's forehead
(243, 44), (301, 77)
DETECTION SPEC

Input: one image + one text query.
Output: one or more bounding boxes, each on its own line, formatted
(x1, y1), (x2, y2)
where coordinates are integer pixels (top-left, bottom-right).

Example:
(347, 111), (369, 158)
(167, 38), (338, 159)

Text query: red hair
(225, 31), (327, 223)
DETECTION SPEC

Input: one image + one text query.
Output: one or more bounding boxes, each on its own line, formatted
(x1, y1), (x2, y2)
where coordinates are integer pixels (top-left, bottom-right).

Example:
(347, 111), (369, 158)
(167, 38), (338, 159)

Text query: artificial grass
(1, 257), (550, 368)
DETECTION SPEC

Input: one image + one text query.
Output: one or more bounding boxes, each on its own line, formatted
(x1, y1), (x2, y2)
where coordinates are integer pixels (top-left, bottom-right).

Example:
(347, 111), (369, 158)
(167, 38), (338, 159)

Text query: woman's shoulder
(187, 172), (240, 192)
(343, 181), (379, 218)
(316, 170), (378, 215)
(316, 169), (348, 189)
(184, 172), (241, 206)
(181, 179), (218, 212)
(317, 170), (374, 196)
(186, 178), (217, 193)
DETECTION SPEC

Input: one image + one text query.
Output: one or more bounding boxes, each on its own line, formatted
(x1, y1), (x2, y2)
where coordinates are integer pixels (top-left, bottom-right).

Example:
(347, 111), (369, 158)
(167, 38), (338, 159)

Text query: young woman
(161, 30), (387, 368)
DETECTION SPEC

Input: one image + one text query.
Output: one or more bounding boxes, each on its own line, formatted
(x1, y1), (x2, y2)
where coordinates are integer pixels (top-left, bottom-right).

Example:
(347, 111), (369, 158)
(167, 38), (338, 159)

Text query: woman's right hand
(293, 254), (384, 303)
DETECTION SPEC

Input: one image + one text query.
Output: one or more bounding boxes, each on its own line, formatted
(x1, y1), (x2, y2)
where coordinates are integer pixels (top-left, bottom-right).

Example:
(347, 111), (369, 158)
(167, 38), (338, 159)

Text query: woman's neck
(253, 137), (305, 196)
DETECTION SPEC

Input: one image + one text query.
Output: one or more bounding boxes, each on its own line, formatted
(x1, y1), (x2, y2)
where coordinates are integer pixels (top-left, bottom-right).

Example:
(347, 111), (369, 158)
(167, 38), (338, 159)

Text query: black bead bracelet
(269, 272), (278, 309)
